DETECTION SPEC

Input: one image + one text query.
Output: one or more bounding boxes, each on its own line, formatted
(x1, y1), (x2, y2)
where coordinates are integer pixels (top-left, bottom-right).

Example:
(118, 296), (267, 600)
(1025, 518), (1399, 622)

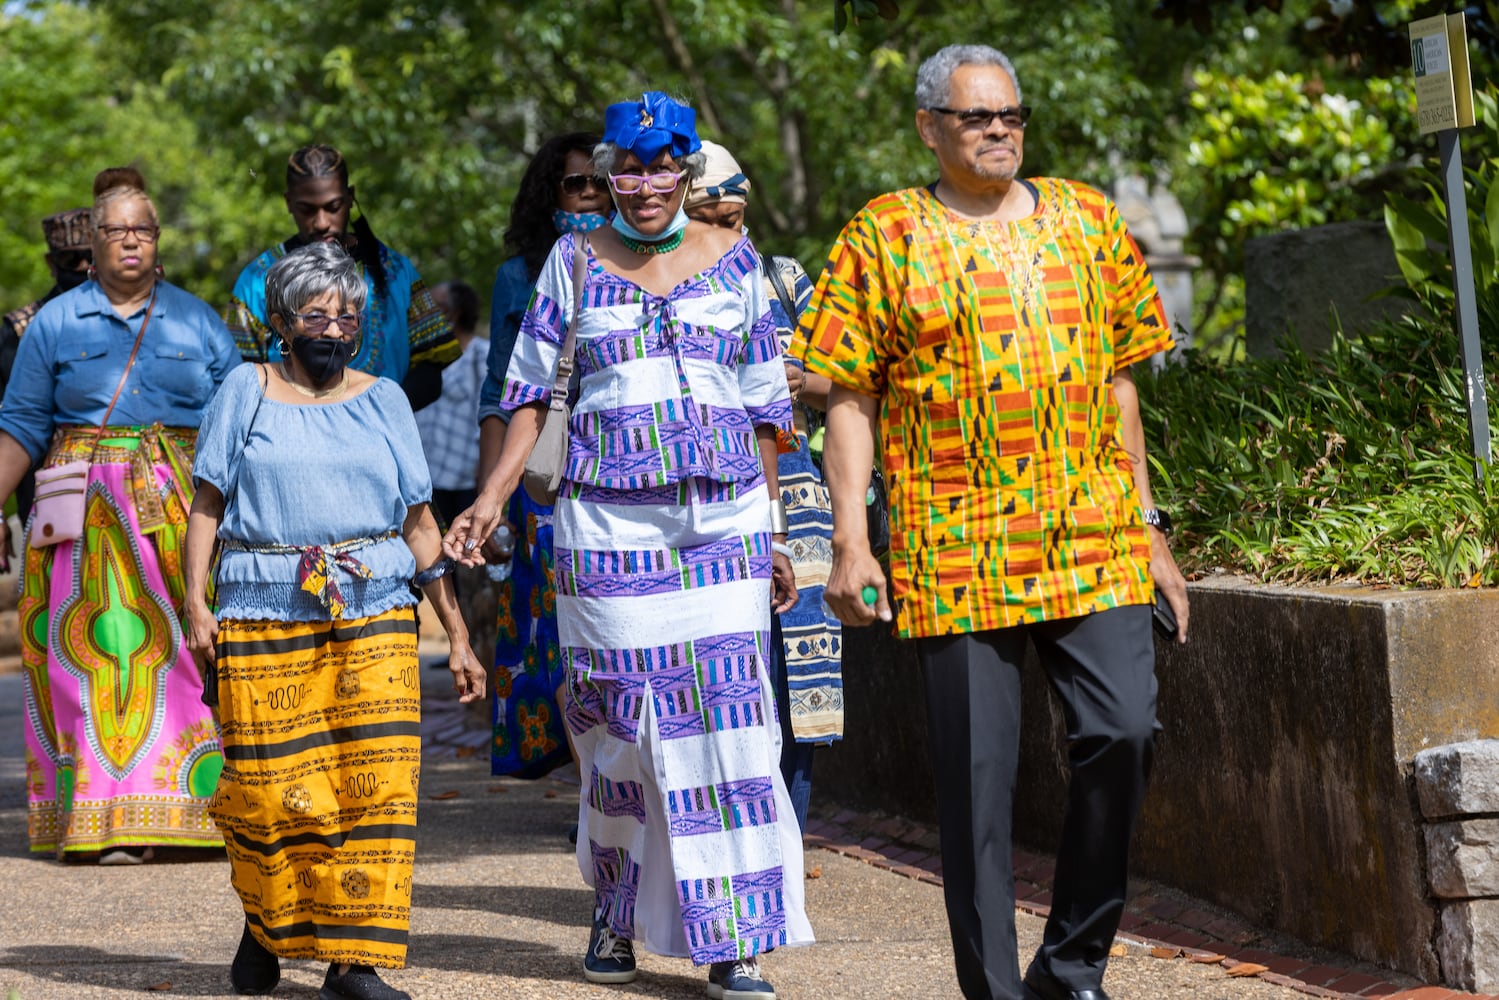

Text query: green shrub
(1139, 316), (1499, 588)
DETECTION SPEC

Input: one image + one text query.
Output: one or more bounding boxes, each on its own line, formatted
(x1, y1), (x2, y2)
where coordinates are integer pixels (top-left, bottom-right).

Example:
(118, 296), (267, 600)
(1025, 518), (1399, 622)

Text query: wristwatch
(1142, 508), (1173, 535)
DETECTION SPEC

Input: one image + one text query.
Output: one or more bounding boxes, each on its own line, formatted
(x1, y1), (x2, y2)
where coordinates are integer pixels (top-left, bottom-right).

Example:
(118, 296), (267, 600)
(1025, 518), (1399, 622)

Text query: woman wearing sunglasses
(0, 167), (238, 865)
(448, 93), (812, 998)
(481, 131), (604, 788)
(183, 241), (485, 1000)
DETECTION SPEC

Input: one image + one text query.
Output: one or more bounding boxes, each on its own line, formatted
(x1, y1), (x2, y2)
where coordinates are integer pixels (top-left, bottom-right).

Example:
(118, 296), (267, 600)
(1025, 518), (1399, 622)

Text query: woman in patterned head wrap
(445, 92), (814, 998)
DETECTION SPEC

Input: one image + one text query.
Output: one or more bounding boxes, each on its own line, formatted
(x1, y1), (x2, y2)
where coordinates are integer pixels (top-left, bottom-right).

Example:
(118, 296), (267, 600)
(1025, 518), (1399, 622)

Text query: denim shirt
(0, 280), (240, 461)
(478, 254), (537, 425)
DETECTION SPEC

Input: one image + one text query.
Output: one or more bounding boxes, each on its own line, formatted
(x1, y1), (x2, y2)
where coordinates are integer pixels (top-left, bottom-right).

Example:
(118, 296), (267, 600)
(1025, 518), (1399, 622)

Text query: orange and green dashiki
(794, 179), (1174, 639)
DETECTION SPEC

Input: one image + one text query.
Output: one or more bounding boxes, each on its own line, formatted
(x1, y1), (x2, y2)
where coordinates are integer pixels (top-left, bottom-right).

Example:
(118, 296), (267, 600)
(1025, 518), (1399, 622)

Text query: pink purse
(30, 289), (157, 547)
(31, 461), (90, 545)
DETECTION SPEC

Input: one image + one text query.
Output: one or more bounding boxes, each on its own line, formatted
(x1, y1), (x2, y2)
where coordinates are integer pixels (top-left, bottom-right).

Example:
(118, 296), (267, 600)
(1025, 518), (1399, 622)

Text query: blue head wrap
(602, 92), (701, 166)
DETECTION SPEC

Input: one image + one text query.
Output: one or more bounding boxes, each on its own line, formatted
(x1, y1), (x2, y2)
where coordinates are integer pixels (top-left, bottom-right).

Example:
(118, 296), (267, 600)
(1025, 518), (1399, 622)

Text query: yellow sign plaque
(1411, 13), (1476, 134)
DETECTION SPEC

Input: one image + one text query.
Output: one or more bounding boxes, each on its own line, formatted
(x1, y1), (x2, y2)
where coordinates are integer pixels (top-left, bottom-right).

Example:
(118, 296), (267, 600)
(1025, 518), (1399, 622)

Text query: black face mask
(54, 267), (90, 293)
(289, 334), (356, 383)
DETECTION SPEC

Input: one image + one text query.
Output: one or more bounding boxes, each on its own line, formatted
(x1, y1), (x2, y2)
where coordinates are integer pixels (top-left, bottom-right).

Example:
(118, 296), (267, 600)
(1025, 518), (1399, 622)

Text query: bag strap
(550, 236), (588, 409)
(760, 252), (799, 327)
(91, 286), (158, 458)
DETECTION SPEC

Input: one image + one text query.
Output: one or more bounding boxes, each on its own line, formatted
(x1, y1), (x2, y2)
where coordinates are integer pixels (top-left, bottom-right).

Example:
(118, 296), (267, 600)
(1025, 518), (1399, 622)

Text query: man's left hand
(1150, 529), (1189, 643)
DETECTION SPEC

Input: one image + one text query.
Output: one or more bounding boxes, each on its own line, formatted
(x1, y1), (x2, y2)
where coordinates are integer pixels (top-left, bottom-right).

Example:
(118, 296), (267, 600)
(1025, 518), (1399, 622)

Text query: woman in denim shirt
(0, 167), (238, 865)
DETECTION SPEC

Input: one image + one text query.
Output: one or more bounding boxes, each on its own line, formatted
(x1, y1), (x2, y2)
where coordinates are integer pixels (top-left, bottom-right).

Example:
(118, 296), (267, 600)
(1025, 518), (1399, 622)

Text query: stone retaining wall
(816, 577), (1499, 982)
(1415, 740), (1499, 992)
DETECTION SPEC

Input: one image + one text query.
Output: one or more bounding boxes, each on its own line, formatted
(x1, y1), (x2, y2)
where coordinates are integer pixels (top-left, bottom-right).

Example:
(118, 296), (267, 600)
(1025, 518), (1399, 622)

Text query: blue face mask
(611, 205), (689, 244)
(553, 209), (609, 235)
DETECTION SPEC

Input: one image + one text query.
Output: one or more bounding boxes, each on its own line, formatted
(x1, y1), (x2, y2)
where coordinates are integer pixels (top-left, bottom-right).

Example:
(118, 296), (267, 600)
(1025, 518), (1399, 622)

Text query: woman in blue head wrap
(445, 92), (813, 997)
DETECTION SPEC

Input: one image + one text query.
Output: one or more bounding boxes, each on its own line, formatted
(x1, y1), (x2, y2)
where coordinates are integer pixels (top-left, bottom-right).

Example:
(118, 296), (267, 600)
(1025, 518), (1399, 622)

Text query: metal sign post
(1411, 13), (1487, 480)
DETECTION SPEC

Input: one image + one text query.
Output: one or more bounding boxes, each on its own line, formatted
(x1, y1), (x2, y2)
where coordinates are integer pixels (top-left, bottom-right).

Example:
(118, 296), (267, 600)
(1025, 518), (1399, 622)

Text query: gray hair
(591, 143), (707, 182)
(915, 44), (1022, 109)
(264, 241), (367, 331)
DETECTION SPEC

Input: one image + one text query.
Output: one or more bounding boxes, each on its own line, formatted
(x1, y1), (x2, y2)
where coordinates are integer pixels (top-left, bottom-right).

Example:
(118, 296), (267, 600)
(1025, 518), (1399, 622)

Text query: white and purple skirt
(556, 475), (814, 964)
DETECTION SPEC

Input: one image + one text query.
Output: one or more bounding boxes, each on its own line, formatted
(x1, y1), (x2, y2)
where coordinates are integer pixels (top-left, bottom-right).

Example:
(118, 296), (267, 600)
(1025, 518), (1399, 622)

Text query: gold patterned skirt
(208, 606), (421, 968)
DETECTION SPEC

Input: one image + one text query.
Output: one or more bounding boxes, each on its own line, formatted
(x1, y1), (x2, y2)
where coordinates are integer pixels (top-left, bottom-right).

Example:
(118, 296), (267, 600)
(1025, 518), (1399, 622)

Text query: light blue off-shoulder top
(193, 363), (432, 622)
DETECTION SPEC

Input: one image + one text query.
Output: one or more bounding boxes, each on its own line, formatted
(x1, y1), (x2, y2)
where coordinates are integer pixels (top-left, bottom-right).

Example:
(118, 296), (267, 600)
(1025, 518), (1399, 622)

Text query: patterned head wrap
(684, 140), (751, 211)
(602, 92), (701, 165)
(42, 209), (92, 252)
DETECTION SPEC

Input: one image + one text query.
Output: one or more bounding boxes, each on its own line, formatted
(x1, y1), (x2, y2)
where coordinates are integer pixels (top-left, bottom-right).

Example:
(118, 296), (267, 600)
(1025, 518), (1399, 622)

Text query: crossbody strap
(760, 252), (799, 328)
(550, 236), (589, 410)
(91, 285), (159, 459)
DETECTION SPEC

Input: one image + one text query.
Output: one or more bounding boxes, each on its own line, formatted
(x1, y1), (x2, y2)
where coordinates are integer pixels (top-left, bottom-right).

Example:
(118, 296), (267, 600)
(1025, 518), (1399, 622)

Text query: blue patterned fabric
(490, 488), (570, 779)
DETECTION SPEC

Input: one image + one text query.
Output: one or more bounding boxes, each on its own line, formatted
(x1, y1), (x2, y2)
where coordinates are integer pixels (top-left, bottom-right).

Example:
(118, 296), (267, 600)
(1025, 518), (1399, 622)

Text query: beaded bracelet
(413, 557), (455, 587)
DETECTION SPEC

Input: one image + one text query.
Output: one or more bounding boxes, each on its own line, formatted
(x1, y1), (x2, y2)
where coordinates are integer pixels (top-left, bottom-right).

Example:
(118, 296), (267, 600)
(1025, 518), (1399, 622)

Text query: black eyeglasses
(560, 173), (606, 195)
(295, 312), (360, 335)
(928, 105), (1032, 131)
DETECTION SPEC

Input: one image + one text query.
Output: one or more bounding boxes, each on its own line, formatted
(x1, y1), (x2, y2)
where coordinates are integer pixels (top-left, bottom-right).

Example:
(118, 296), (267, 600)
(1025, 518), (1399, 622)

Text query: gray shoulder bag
(522, 236), (588, 505)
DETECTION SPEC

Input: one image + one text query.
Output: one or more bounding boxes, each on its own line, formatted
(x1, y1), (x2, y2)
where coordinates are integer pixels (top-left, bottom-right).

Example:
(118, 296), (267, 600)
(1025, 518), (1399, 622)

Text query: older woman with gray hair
(183, 241), (484, 1000)
(446, 92), (812, 997)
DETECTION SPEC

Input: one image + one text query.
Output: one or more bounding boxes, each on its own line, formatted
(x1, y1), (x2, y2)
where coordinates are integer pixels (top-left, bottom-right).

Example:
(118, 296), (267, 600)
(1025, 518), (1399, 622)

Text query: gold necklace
(281, 362), (349, 400)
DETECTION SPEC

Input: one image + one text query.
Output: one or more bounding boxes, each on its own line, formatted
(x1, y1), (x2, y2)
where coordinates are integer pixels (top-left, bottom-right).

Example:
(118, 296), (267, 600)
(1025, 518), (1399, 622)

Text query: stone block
(1438, 899), (1499, 992)
(1426, 819), (1499, 898)
(1415, 740), (1499, 819)
(1245, 221), (1417, 358)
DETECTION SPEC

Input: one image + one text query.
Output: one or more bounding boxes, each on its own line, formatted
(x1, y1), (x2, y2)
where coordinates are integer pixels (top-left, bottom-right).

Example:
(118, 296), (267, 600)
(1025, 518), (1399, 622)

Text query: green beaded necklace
(620, 229), (685, 255)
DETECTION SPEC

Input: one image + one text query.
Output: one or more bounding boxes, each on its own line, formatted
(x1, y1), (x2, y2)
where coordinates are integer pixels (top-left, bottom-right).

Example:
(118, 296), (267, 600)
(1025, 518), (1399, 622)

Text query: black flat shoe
(319, 963), (411, 1000)
(230, 921), (280, 995)
(1022, 965), (1110, 1000)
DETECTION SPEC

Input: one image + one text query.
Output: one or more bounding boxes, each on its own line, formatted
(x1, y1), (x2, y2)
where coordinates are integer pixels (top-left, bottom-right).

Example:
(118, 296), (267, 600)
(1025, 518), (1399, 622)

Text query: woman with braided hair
(225, 144), (459, 411)
(0, 165), (238, 863)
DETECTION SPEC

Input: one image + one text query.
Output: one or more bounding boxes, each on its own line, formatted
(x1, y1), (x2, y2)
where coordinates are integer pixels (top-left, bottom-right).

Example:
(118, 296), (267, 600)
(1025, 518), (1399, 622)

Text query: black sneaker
(318, 963), (411, 1000)
(229, 921), (279, 995)
(707, 956), (776, 998)
(583, 914), (637, 984)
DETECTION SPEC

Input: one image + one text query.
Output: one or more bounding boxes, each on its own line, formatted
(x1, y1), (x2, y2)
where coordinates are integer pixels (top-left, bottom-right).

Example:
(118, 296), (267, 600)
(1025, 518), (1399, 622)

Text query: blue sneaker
(707, 957), (776, 998)
(583, 915), (636, 984)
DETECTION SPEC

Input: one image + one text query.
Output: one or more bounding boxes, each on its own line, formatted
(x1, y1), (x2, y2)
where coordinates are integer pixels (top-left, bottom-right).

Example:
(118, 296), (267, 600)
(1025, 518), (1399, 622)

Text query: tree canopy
(0, 0), (1447, 349)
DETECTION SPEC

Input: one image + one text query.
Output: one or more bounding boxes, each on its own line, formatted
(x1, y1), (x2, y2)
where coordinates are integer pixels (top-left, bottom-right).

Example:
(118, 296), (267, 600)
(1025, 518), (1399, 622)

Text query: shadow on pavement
(406, 932), (710, 995)
(412, 880), (593, 920)
(0, 944), (322, 998)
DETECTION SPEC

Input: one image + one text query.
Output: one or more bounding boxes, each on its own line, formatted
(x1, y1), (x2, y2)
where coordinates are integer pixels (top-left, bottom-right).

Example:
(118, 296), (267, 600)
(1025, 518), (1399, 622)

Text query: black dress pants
(917, 604), (1158, 1000)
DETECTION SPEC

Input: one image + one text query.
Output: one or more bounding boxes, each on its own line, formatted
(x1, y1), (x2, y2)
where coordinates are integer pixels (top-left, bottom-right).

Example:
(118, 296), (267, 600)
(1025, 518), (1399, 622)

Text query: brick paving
(803, 811), (1499, 1000)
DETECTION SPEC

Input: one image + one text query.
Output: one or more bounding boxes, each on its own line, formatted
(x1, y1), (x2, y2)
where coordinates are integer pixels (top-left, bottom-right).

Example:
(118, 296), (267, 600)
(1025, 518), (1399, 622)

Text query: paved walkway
(0, 667), (1487, 1000)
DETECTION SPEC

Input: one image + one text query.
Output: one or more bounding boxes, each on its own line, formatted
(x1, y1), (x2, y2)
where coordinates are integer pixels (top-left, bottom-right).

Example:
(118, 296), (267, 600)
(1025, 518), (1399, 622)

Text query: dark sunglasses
(560, 173), (605, 195)
(50, 250), (93, 270)
(928, 105), (1032, 131)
